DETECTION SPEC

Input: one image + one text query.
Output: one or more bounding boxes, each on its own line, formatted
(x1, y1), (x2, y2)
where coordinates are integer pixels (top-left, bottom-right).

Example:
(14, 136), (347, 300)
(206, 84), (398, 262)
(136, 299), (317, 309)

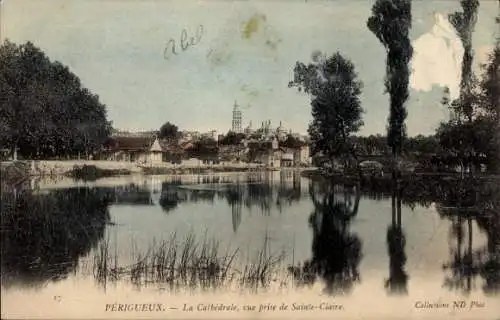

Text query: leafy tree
(367, 0), (413, 161)
(158, 122), (179, 141)
(448, 0), (480, 123)
(480, 44), (499, 120)
(288, 51), (364, 171)
(437, 3), (500, 173)
(0, 40), (112, 160)
(188, 137), (218, 158)
(352, 134), (389, 156)
(403, 135), (441, 156)
(220, 131), (245, 146)
(477, 15), (500, 171)
(280, 134), (305, 149)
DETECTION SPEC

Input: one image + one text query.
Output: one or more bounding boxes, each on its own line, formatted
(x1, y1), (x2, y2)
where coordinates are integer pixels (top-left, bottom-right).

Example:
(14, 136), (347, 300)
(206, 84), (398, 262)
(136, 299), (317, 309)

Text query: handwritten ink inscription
(164, 25), (204, 60)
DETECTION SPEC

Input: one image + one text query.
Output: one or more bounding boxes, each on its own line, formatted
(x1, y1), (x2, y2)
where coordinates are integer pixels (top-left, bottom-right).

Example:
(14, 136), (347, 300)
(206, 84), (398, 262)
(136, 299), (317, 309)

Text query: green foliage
(67, 165), (132, 181)
(443, 0), (480, 122)
(351, 134), (440, 158)
(403, 135), (440, 156)
(0, 40), (112, 159)
(436, 2), (500, 172)
(159, 122), (179, 141)
(188, 137), (219, 158)
(479, 29), (500, 170)
(280, 134), (305, 149)
(436, 118), (496, 172)
(479, 44), (500, 122)
(351, 135), (389, 156)
(220, 131), (245, 146)
(288, 51), (364, 164)
(448, 0), (480, 122)
(367, 0), (413, 156)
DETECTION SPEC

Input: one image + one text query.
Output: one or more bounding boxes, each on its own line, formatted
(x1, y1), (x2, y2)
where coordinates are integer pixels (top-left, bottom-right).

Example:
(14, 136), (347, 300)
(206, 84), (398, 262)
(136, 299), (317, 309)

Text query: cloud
(410, 13), (463, 101)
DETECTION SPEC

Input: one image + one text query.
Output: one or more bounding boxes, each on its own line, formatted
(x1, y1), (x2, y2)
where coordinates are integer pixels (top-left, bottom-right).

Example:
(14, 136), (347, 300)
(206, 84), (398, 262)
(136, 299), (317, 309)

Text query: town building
(248, 136), (282, 167)
(232, 101), (243, 133)
(293, 144), (311, 166)
(101, 135), (163, 165)
(244, 121), (255, 135)
(280, 151), (294, 167)
(201, 130), (219, 141)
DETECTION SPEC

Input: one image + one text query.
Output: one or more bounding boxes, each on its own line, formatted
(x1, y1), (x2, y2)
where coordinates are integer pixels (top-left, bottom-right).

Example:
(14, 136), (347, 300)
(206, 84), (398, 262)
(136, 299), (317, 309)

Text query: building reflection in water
(157, 172), (306, 232)
(4, 173), (497, 295)
(276, 170), (302, 212)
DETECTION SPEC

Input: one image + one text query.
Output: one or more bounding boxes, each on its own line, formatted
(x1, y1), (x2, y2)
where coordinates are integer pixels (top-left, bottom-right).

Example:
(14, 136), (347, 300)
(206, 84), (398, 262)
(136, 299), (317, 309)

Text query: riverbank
(0, 161), (138, 185)
(0, 160), (283, 185)
(299, 168), (500, 190)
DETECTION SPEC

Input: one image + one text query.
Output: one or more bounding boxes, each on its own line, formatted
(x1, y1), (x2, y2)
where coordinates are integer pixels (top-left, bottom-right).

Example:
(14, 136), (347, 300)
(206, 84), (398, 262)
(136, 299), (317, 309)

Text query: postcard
(1, 0), (499, 319)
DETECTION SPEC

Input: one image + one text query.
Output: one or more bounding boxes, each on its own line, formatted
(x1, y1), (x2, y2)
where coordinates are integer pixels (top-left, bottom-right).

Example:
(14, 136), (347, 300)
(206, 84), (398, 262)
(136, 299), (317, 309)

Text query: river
(1, 170), (499, 319)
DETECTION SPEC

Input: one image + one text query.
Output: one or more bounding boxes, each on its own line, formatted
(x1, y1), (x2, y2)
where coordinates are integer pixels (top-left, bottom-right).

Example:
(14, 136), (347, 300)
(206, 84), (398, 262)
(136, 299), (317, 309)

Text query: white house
(293, 145), (311, 166)
(248, 136), (283, 167)
(281, 152), (294, 167)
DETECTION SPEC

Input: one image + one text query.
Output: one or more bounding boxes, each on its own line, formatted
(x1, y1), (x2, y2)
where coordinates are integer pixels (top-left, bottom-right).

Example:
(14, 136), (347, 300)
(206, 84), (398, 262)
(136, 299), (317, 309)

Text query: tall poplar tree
(367, 0), (413, 170)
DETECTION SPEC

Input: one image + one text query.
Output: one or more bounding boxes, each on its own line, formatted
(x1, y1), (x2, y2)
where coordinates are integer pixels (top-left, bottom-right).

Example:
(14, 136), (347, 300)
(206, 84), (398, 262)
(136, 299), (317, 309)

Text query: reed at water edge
(91, 232), (289, 292)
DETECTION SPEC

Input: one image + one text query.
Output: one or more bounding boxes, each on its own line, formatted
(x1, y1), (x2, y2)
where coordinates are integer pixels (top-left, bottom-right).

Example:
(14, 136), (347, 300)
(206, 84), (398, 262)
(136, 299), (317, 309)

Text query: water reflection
(0, 187), (112, 287)
(435, 178), (500, 296)
(396, 176), (499, 296)
(224, 184), (244, 232)
(159, 171), (306, 229)
(276, 170), (303, 212)
(385, 185), (408, 295)
(159, 181), (188, 213)
(1, 172), (498, 297)
(114, 184), (154, 206)
(289, 182), (362, 295)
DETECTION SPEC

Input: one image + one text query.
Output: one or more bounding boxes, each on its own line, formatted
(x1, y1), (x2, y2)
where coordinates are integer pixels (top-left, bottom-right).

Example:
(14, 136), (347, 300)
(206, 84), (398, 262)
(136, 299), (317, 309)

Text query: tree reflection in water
(224, 184), (244, 232)
(289, 181), (362, 295)
(385, 182), (408, 295)
(359, 174), (499, 296)
(159, 181), (188, 213)
(437, 178), (500, 296)
(0, 187), (112, 288)
(113, 183), (154, 206)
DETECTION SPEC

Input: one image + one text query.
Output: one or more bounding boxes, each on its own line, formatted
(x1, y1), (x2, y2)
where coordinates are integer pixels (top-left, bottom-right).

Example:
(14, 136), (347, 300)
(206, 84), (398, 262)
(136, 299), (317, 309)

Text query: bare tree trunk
(397, 186), (402, 228)
(391, 187), (397, 226)
(467, 216), (473, 292)
(12, 141), (18, 161)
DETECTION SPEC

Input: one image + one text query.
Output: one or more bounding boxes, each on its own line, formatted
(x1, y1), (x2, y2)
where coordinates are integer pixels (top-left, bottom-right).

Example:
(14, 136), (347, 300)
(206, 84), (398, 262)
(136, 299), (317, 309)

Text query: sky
(1, 0), (498, 136)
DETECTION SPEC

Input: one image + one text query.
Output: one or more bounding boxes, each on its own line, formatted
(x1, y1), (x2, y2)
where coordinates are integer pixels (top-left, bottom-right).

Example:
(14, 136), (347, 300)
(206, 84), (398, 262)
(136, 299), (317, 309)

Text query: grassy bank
(300, 168), (499, 182)
(141, 165), (277, 175)
(66, 165), (132, 181)
(0, 161), (31, 185)
(1, 160), (280, 185)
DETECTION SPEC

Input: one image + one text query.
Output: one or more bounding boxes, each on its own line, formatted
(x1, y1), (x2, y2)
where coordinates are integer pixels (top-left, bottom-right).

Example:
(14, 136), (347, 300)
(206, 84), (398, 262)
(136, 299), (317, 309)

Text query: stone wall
(1, 160), (142, 178)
